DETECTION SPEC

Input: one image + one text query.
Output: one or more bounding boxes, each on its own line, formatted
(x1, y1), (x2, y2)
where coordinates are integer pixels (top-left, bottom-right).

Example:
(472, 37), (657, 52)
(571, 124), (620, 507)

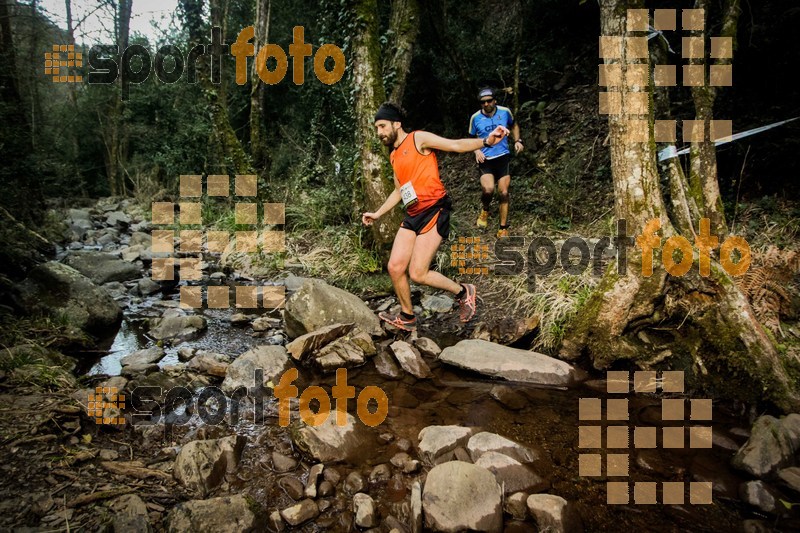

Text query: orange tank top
(390, 131), (447, 216)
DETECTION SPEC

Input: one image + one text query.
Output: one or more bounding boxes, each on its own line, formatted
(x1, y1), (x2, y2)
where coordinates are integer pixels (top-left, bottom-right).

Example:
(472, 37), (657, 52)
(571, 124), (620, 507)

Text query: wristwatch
(483, 138), (490, 147)
(515, 139), (523, 144)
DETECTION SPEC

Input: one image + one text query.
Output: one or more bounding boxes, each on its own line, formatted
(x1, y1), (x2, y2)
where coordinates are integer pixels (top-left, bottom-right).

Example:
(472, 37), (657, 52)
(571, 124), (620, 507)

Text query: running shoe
(496, 228), (509, 238)
(378, 311), (417, 331)
(476, 210), (489, 228)
(457, 283), (477, 322)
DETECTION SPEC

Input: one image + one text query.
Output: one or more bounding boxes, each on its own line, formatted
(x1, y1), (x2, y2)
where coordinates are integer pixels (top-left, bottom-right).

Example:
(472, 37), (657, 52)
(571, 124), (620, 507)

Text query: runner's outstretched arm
(416, 126), (509, 154)
(362, 178), (402, 226)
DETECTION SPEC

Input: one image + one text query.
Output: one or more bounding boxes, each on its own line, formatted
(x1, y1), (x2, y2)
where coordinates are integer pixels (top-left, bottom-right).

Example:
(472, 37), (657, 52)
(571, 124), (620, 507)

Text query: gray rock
(280, 476), (305, 500)
(526, 494), (582, 533)
(120, 346), (165, 367)
(732, 414), (800, 477)
(230, 313), (251, 326)
(742, 520), (771, 533)
(269, 510), (285, 532)
(505, 492), (528, 521)
(280, 499), (319, 526)
(439, 339), (577, 385)
(64, 251), (140, 284)
(305, 463), (324, 498)
(111, 494), (151, 532)
(778, 466), (800, 494)
(373, 351), (402, 379)
(421, 294), (454, 313)
(467, 432), (540, 463)
(489, 385), (527, 410)
(403, 460), (421, 474)
(186, 351), (231, 377)
(412, 337), (442, 358)
(453, 447), (472, 463)
(221, 345), (291, 394)
(105, 211), (131, 228)
(173, 435), (246, 496)
(129, 231), (151, 248)
(271, 451), (298, 473)
(410, 481), (423, 533)
(390, 452), (411, 468)
(369, 463), (391, 482)
(422, 461), (502, 532)
(739, 480), (776, 514)
(252, 316), (280, 332)
(418, 425), (477, 464)
(15, 262), (121, 334)
(474, 451), (547, 494)
(318, 480), (334, 497)
(344, 471), (366, 495)
(167, 495), (257, 532)
(292, 411), (372, 463)
(389, 341), (432, 379)
(353, 493), (378, 528)
(120, 363), (159, 377)
(283, 279), (381, 338)
(148, 315), (207, 342)
(138, 277), (161, 296)
(285, 323), (354, 360)
(323, 467), (341, 485)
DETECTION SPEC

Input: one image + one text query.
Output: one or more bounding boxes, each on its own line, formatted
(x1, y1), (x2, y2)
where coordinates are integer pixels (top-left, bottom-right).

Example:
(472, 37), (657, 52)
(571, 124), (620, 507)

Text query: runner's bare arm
(416, 126), (509, 154)
(362, 177), (402, 226)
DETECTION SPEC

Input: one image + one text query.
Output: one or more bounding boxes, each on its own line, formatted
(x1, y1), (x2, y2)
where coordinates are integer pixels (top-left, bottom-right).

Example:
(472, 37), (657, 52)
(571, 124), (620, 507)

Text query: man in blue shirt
(468, 88), (524, 238)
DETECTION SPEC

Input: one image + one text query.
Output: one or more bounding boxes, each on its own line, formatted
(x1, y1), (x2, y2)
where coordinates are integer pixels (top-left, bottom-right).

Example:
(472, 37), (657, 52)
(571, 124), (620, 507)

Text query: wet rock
(313, 330), (375, 372)
(319, 480), (334, 497)
(167, 495), (257, 532)
(121, 245), (147, 263)
(369, 463), (391, 482)
(344, 471), (366, 495)
(384, 515), (408, 533)
(221, 345), (290, 394)
(467, 432), (540, 463)
(138, 278), (161, 296)
(292, 410), (371, 463)
(475, 451), (548, 494)
(374, 351), (403, 379)
(742, 520), (771, 533)
(173, 435), (246, 496)
(271, 451), (298, 473)
(252, 316), (281, 332)
(391, 452), (411, 468)
(323, 467), (341, 485)
(422, 461), (502, 532)
(396, 438), (412, 452)
(280, 477), (305, 500)
(15, 261), (122, 334)
(120, 363), (159, 377)
(280, 499), (319, 526)
(421, 294), (454, 313)
(148, 315), (207, 343)
(68, 209), (93, 240)
(177, 347), (197, 361)
(120, 346), (165, 367)
(526, 494), (582, 533)
(732, 414), (800, 477)
(739, 480), (777, 513)
(286, 323), (354, 360)
(411, 480), (423, 533)
(439, 340), (577, 385)
(230, 313), (251, 326)
(778, 466), (800, 494)
(130, 231), (151, 248)
(413, 337), (442, 358)
(283, 278), (382, 338)
(505, 492), (529, 521)
(454, 447), (472, 463)
(186, 351), (230, 377)
(418, 425), (477, 464)
(106, 211), (131, 228)
(389, 341), (432, 379)
(306, 463), (324, 498)
(282, 273), (310, 292)
(269, 510), (285, 532)
(489, 385), (527, 410)
(403, 460), (421, 474)
(64, 251), (140, 284)
(353, 493), (378, 528)
(112, 494), (151, 532)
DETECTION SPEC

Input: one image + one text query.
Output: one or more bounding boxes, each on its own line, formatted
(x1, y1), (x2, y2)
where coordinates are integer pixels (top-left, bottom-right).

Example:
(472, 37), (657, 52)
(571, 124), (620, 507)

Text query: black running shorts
(477, 153), (511, 180)
(400, 195), (452, 239)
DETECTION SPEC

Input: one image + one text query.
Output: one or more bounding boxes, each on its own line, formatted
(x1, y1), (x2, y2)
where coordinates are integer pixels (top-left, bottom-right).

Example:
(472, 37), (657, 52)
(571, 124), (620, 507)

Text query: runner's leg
(480, 173), (495, 211)
(408, 227), (462, 294)
(498, 175), (511, 227)
(387, 228), (416, 314)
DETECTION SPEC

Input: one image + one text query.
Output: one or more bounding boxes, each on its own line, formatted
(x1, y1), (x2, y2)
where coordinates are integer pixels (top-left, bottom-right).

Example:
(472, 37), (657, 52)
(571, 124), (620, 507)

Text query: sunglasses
(480, 99), (495, 105)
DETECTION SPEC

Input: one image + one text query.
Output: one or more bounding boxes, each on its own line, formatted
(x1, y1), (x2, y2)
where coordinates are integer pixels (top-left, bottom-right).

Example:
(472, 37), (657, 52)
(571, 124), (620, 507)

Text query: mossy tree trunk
(102, 0), (132, 196)
(560, 0), (798, 412)
(384, 0), (419, 105)
(352, 0), (401, 246)
(249, 0), (270, 170)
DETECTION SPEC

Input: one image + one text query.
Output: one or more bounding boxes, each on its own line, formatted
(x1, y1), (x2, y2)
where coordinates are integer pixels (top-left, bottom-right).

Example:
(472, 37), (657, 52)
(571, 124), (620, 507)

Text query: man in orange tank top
(363, 103), (508, 331)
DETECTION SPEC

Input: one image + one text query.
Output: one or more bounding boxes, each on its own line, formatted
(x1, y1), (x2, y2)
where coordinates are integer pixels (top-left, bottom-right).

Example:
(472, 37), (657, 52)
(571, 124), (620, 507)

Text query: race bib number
(400, 181), (418, 207)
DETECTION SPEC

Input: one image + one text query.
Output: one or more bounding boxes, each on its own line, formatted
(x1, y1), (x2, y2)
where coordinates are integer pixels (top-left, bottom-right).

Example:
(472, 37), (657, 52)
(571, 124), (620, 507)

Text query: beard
(379, 127), (398, 147)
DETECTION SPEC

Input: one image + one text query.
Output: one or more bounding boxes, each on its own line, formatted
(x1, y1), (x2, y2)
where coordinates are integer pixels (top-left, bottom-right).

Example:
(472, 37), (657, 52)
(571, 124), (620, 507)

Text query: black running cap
(478, 88), (495, 100)
(374, 104), (404, 123)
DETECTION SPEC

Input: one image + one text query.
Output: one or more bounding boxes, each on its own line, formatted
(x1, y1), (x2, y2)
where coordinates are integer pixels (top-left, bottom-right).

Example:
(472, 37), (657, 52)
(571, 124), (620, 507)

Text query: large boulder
(292, 411), (372, 463)
(474, 451), (548, 494)
(732, 414), (800, 477)
(173, 435), (246, 496)
(283, 279), (381, 338)
(285, 323), (354, 361)
(467, 431), (541, 463)
(439, 339), (577, 386)
(422, 461), (502, 532)
(15, 261), (121, 334)
(167, 495), (258, 532)
(120, 346), (165, 367)
(221, 345), (291, 394)
(390, 341), (432, 379)
(64, 251), (140, 284)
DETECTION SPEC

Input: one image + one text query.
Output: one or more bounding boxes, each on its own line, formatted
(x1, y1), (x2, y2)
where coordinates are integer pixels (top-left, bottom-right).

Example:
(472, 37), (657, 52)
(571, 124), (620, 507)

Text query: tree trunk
(249, 0), (270, 169)
(560, 0), (798, 412)
(384, 0), (419, 104)
(352, 0), (401, 245)
(102, 0), (132, 196)
(65, 0), (85, 195)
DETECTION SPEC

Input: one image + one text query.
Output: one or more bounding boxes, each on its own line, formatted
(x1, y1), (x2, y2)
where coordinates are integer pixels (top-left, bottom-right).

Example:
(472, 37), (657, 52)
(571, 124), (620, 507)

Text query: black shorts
(477, 153), (511, 180)
(400, 196), (452, 238)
